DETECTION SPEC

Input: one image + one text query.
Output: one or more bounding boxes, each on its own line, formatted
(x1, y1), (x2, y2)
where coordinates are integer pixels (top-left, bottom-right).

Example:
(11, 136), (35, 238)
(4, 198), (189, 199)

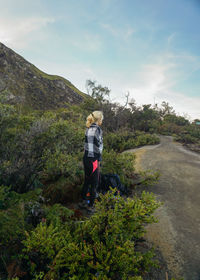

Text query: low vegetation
(21, 189), (161, 280)
(0, 79), (198, 279)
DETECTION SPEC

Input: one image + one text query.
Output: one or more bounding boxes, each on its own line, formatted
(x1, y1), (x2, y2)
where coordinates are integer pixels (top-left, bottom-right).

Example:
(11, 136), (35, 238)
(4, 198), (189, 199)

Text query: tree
(163, 114), (189, 126)
(86, 80), (110, 103)
(160, 101), (175, 118)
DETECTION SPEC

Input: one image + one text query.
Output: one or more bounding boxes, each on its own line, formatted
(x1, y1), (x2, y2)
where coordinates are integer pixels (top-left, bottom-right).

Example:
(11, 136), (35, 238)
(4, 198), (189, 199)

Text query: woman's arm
(94, 127), (103, 161)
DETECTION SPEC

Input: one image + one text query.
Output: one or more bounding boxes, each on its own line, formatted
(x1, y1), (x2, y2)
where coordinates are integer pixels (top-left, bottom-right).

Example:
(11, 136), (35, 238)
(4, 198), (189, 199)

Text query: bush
(0, 110), (85, 193)
(135, 134), (160, 147)
(22, 189), (161, 280)
(159, 123), (183, 135)
(42, 175), (83, 205)
(177, 133), (198, 144)
(0, 186), (44, 246)
(45, 203), (74, 227)
(138, 170), (160, 187)
(104, 133), (126, 152)
(104, 132), (160, 152)
(0, 186), (46, 279)
(0, 118), (53, 193)
(42, 151), (83, 182)
(102, 150), (136, 187)
(0, 201), (26, 245)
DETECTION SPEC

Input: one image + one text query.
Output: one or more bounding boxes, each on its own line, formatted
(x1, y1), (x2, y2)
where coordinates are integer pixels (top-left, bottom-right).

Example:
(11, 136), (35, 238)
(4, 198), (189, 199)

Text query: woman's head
(86, 111), (104, 128)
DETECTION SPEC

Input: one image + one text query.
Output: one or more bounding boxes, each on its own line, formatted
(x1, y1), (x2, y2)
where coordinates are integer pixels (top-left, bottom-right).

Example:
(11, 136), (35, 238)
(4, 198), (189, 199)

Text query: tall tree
(86, 80), (110, 103)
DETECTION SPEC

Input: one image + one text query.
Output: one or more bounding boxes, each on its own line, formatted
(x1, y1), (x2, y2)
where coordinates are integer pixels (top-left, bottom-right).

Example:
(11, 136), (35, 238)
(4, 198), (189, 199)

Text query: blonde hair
(86, 111), (104, 128)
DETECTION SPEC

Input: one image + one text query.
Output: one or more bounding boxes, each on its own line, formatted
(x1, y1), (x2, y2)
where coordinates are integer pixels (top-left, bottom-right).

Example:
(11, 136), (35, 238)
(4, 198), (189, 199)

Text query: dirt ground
(127, 136), (200, 280)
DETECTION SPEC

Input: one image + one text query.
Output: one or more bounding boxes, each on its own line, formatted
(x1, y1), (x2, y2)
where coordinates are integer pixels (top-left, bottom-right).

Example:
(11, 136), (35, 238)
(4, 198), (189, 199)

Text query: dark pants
(81, 157), (99, 207)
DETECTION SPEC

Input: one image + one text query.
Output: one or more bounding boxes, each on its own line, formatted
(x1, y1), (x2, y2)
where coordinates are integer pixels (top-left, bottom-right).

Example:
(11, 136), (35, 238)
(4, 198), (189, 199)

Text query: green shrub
(136, 134), (160, 147)
(178, 133), (197, 144)
(0, 118), (53, 193)
(138, 170), (160, 187)
(159, 123), (183, 135)
(41, 151), (83, 182)
(22, 189), (161, 280)
(45, 203), (74, 227)
(0, 202), (26, 245)
(43, 176), (83, 205)
(0, 111), (85, 193)
(0, 187), (44, 246)
(102, 150), (136, 187)
(188, 125), (200, 139)
(47, 119), (84, 154)
(104, 133), (126, 152)
(104, 132), (160, 152)
(0, 186), (46, 279)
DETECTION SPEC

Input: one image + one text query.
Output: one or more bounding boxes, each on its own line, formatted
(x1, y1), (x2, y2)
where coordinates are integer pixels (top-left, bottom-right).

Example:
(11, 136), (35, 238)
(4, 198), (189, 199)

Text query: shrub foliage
(3, 90), (194, 279)
(22, 189), (161, 280)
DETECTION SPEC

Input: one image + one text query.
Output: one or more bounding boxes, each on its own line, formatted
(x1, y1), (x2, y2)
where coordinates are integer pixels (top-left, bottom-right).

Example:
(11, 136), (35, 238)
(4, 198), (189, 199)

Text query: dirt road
(130, 136), (200, 280)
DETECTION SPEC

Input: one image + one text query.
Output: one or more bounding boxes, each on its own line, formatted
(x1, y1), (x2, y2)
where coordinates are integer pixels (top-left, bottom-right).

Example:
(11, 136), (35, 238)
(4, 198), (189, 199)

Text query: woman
(80, 111), (103, 212)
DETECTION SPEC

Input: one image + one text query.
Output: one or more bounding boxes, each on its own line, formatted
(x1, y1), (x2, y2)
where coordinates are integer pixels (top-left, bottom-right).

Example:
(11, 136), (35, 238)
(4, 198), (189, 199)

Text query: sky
(0, 0), (200, 120)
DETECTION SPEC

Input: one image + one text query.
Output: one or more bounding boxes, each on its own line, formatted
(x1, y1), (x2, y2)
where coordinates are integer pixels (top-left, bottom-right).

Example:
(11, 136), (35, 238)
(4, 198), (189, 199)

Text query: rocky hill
(0, 42), (86, 110)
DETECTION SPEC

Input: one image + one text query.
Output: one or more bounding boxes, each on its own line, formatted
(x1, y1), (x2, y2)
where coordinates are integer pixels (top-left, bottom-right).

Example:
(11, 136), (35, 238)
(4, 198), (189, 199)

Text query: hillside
(0, 43), (199, 279)
(0, 42), (86, 110)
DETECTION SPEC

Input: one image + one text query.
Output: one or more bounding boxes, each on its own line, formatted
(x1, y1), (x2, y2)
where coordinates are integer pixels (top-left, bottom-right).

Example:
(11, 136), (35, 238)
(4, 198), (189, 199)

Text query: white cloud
(94, 51), (200, 120)
(125, 27), (135, 40)
(0, 16), (55, 49)
(33, 47), (200, 120)
(123, 54), (200, 120)
(100, 23), (135, 41)
(167, 32), (176, 46)
(100, 0), (119, 11)
(20, 45), (199, 120)
(101, 23), (119, 37)
(72, 32), (103, 52)
(156, 89), (200, 120)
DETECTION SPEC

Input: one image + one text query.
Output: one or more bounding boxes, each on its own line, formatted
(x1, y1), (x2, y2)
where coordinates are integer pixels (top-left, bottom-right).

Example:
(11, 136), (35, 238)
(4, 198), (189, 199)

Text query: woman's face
(98, 119), (103, 126)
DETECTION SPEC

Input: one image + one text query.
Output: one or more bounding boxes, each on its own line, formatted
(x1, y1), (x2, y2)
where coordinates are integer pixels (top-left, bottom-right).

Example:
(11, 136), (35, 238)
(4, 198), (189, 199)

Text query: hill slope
(0, 42), (86, 110)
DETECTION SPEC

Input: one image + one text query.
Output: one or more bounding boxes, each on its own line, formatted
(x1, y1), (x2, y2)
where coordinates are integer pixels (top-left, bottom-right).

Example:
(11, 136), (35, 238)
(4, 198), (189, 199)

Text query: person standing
(80, 111), (103, 212)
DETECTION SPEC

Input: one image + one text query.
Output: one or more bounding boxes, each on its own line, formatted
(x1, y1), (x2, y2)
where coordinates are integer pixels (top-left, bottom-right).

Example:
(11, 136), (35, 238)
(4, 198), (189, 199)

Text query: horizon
(0, 0), (200, 120)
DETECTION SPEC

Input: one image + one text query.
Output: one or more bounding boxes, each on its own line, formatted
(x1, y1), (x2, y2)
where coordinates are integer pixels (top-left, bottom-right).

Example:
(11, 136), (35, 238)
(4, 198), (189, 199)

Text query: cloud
(22, 40), (199, 120)
(100, 23), (135, 41)
(0, 16), (55, 49)
(101, 23), (119, 37)
(124, 27), (135, 40)
(157, 89), (200, 120)
(72, 32), (103, 52)
(102, 51), (200, 120)
(167, 32), (176, 46)
(100, 0), (119, 11)
(126, 53), (200, 119)
(36, 46), (200, 120)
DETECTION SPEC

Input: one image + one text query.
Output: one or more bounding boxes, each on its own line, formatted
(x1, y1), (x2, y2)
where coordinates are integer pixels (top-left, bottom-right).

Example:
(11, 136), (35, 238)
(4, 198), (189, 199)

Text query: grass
(32, 65), (88, 98)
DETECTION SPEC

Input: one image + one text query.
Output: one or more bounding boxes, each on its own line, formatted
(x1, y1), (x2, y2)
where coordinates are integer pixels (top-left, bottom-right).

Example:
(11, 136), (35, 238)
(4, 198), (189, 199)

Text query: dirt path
(128, 136), (200, 280)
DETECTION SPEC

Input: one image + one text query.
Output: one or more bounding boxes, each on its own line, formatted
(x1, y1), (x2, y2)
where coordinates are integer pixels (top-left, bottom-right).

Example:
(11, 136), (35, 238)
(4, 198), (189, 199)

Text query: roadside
(182, 143), (200, 154)
(129, 136), (200, 280)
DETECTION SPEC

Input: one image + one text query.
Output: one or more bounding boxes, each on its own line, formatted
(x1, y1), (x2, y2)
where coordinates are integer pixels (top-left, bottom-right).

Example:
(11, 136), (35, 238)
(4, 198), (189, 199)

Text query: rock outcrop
(0, 42), (85, 110)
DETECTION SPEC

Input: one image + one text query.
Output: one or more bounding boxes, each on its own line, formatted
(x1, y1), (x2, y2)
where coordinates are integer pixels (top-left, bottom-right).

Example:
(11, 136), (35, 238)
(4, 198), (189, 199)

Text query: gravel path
(129, 136), (200, 280)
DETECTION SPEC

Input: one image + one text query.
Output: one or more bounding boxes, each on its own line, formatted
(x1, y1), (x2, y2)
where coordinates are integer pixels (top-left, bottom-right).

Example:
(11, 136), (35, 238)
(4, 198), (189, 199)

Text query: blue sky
(0, 0), (200, 120)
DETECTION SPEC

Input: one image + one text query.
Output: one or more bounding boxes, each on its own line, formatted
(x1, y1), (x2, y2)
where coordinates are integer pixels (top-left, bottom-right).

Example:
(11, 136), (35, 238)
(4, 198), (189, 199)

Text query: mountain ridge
(0, 42), (86, 110)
